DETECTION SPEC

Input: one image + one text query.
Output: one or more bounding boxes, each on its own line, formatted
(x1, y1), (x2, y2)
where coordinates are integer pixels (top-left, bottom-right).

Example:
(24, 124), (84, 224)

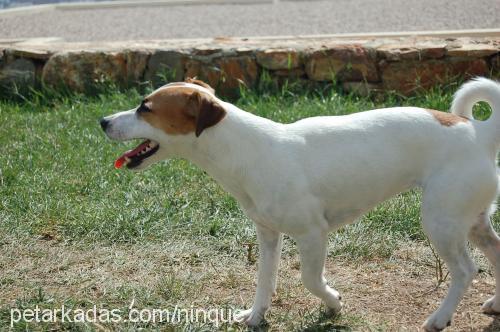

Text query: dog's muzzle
(99, 117), (160, 170)
(100, 118), (110, 131)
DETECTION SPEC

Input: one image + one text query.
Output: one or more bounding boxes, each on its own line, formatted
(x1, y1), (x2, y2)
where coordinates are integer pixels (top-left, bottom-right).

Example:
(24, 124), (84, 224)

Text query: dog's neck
(183, 102), (283, 210)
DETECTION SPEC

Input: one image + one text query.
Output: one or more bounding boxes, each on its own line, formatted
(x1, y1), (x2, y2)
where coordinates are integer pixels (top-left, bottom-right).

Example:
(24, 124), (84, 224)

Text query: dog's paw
(323, 289), (342, 315)
(422, 314), (451, 332)
(234, 308), (264, 327)
(482, 297), (500, 315)
(325, 303), (342, 317)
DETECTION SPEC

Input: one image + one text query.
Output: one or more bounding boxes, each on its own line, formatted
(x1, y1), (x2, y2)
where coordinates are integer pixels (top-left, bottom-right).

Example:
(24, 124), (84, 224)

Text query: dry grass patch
(1, 238), (500, 331)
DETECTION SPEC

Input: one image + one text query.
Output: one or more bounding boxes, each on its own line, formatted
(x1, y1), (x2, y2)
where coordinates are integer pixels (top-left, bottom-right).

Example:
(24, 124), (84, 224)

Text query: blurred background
(0, 0), (499, 42)
(0, 0), (108, 8)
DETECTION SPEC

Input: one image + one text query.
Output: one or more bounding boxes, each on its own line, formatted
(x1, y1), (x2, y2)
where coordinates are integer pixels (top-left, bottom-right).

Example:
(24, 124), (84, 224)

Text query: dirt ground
(1, 238), (499, 331)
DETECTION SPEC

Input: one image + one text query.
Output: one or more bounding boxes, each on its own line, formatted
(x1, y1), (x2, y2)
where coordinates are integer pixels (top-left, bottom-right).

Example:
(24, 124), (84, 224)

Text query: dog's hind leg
(235, 225), (282, 326)
(469, 210), (500, 314)
(296, 231), (342, 314)
(421, 194), (477, 331)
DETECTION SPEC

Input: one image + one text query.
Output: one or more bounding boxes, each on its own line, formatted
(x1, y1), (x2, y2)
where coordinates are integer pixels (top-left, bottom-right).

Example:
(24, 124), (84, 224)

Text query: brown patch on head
(185, 77), (216, 95)
(426, 109), (469, 127)
(139, 86), (226, 137)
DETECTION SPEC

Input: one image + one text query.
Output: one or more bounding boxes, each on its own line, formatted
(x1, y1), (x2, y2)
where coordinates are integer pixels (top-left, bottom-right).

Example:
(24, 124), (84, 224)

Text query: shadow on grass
(297, 310), (355, 332)
(483, 314), (500, 332)
(249, 310), (353, 332)
(300, 312), (352, 332)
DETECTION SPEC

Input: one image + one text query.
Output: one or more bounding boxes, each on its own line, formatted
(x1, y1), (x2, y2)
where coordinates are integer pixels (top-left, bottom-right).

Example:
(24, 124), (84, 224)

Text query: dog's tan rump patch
(426, 109), (469, 127)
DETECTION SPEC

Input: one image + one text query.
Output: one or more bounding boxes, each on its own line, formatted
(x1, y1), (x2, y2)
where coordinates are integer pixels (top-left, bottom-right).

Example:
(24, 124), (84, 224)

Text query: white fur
(102, 79), (500, 331)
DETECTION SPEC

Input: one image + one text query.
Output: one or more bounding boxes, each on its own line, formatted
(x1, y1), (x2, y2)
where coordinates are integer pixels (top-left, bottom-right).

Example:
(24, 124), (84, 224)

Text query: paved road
(0, 0), (499, 42)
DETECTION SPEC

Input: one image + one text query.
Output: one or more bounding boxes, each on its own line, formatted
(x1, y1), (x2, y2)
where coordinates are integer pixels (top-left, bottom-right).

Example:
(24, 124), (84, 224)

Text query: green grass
(0, 82), (499, 331)
(0, 83), (497, 252)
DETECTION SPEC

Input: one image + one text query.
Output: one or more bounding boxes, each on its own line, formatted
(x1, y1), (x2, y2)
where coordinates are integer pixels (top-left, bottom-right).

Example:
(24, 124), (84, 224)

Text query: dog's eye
(137, 101), (151, 113)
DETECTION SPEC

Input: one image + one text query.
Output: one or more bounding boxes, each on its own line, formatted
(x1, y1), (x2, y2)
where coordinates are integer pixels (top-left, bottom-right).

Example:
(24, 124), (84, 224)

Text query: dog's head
(100, 79), (226, 170)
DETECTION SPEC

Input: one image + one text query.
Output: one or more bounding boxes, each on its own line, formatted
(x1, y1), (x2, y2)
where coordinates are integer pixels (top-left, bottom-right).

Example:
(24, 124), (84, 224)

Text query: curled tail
(451, 77), (500, 148)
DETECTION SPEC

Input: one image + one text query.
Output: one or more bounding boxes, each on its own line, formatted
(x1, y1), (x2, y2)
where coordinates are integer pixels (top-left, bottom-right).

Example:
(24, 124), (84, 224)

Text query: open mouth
(114, 139), (160, 169)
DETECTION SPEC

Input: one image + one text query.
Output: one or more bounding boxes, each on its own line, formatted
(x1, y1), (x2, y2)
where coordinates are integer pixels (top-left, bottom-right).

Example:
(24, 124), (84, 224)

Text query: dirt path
(0, 239), (499, 330)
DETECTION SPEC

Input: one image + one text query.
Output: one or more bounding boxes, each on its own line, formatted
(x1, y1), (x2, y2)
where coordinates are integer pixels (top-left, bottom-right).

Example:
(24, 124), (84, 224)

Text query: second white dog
(101, 77), (500, 331)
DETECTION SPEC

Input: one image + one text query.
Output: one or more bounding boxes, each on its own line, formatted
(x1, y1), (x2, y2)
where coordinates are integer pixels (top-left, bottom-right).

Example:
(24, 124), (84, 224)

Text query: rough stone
(185, 55), (258, 98)
(192, 46), (224, 56)
(234, 47), (254, 56)
(492, 55), (500, 79)
(305, 45), (379, 82)
(421, 44), (447, 59)
(446, 43), (499, 58)
(381, 58), (489, 94)
(0, 58), (36, 95)
(145, 50), (186, 88)
(4, 48), (53, 61)
(342, 81), (383, 97)
(273, 68), (306, 78)
(124, 50), (150, 85)
(377, 45), (420, 61)
(256, 49), (301, 70)
(0, 36), (498, 98)
(185, 59), (216, 86)
(377, 42), (446, 61)
(42, 51), (128, 93)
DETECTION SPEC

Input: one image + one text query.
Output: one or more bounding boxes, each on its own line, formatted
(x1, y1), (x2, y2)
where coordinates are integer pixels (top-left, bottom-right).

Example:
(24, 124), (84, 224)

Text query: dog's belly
(244, 170), (418, 236)
(321, 182), (416, 230)
(313, 152), (421, 230)
(323, 207), (372, 229)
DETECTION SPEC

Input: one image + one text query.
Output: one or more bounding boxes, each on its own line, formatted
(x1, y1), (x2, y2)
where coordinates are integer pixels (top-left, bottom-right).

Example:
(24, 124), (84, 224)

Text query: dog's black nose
(100, 118), (109, 131)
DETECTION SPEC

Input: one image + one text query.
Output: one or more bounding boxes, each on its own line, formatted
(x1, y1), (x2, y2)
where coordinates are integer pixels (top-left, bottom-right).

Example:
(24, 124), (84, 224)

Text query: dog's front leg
(296, 231), (342, 314)
(235, 225), (282, 326)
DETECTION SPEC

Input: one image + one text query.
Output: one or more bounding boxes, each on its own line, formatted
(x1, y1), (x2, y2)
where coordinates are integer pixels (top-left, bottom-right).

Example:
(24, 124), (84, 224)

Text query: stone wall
(0, 36), (499, 98)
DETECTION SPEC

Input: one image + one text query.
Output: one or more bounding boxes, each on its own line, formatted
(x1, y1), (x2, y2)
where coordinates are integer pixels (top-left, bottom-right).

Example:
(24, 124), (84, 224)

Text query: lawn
(0, 82), (499, 331)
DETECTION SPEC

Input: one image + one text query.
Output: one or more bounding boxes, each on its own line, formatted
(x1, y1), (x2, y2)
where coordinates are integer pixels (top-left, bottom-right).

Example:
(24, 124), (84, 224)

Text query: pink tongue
(114, 140), (150, 169)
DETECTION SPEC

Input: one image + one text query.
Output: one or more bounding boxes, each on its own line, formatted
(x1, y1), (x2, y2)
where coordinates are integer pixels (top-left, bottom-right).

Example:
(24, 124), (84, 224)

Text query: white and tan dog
(101, 77), (500, 331)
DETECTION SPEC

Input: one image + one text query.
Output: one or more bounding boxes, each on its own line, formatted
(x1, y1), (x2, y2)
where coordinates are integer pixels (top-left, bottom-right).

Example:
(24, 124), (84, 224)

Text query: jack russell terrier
(100, 77), (500, 331)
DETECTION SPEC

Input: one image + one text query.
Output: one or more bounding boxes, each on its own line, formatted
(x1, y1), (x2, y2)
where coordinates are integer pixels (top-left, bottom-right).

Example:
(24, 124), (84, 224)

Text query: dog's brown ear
(185, 77), (216, 95)
(186, 91), (226, 137)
